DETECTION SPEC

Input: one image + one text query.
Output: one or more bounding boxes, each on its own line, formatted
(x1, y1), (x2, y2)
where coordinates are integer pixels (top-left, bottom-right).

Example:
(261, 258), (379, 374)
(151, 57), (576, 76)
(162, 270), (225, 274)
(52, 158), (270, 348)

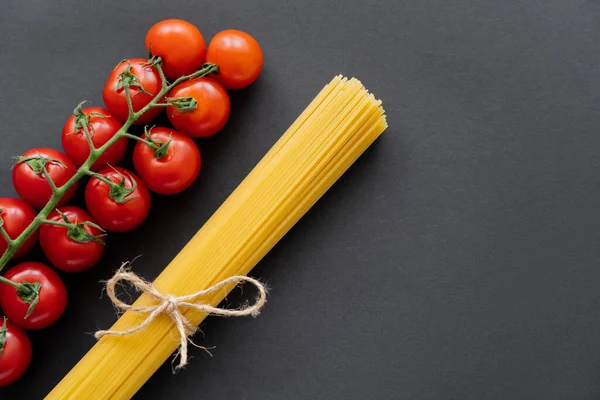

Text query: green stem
(124, 86), (135, 118)
(0, 61), (218, 276)
(171, 63), (219, 87)
(155, 57), (168, 87)
(81, 122), (96, 152)
(84, 170), (116, 187)
(120, 132), (155, 147)
(0, 275), (21, 290)
(42, 168), (59, 194)
(40, 219), (71, 228)
(0, 221), (13, 248)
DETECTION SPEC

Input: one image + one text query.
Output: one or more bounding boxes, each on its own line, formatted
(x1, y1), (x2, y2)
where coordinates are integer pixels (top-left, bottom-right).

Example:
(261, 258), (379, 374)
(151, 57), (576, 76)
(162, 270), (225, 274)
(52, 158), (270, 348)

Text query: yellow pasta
(46, 76), (387, 400)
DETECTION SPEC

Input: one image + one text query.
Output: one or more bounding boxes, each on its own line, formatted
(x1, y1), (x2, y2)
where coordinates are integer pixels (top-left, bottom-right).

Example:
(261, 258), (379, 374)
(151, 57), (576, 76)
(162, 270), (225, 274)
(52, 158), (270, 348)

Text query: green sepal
(13, 155), (65, 175)
(115, 61), (151, 96)
(153, 137), (172, 159)
(145, 55), (162, 69)
(102, 169), (139, 204)
(71, 101), (92, 134)
(67, 223), (106, 245)
(55, 209), (106, 245)
(167, 97), (198, 116)
(17, 281), (41, 319)
(143, 126), (171, 159)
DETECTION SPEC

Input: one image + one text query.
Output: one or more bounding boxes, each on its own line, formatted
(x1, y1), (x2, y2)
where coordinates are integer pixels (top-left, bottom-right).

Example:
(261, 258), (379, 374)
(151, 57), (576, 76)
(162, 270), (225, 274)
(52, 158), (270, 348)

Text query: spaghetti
(46, 76), (387, 399)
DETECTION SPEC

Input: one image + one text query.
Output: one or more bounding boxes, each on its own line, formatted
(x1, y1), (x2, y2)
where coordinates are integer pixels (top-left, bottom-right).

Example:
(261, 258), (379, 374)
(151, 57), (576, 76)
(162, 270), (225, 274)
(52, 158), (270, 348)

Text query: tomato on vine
(206, 30), (263, 90)
(146, 19), (206, 80)
(0, 198), (38, 259)
(0, 318), (32, 386)
(0, 262), (67, 330)
(40, 207), (105, 272)
(133, 126), (201, 195)
(103, 58), (163, 125)
(62, 103), (127, 170)
(167, 77), (230, 137)
(12, 148), (78, 209)
(85, 167), (151, 232)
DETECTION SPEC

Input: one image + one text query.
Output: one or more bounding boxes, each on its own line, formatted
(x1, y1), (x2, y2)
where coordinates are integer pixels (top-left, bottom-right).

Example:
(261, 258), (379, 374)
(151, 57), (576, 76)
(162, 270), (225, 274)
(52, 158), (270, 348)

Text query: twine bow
(94, 265), (267, 371)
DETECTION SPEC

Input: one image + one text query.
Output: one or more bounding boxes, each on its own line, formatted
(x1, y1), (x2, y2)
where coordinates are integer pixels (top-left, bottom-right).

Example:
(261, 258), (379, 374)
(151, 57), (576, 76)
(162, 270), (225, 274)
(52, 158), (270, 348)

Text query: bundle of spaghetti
(46, 75), (387, 400)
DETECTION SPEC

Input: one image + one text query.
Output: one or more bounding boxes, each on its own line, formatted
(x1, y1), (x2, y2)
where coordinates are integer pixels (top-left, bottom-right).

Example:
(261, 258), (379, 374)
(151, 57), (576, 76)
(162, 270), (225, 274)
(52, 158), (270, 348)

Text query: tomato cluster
(0, 19), (262, 385)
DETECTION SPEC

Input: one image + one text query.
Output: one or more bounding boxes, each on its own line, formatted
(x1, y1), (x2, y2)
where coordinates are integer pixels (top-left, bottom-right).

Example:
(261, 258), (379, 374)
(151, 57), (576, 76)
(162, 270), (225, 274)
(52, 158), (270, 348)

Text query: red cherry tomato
(84, 167), (151, 232)
(167, 77), (230, 137)
(206, 30), (263, 90)
(146, 19), (206, 80)
(12, 148), (78, 209)
(39, 206), (104, 272)
(103, 58), (163, 125)
(62, 106), (127, 171)
(0, 262), (67, 330)
(133, 127), (201, 195)
(0, 198), (37, 259)
(0, 318), (32, 386)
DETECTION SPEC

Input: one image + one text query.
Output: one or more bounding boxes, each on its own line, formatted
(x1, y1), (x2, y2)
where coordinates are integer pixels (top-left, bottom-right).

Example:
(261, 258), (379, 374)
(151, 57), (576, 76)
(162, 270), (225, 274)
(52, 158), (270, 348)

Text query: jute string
(94, 265), (267, 371)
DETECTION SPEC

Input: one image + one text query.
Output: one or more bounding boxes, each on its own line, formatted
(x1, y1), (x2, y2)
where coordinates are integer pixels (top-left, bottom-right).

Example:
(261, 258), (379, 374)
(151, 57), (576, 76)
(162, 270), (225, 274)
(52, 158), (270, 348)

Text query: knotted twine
(94, 264), (267, 371)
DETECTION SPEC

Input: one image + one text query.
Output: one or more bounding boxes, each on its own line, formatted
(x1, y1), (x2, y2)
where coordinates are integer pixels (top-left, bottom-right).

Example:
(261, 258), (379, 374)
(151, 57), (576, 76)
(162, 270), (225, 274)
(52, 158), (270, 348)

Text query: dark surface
(1, 0), (600, 399)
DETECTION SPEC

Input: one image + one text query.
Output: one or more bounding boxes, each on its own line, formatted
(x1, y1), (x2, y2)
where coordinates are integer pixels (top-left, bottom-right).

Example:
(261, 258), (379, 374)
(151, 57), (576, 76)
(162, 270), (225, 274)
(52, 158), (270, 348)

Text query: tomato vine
(0, 58), (219, 309)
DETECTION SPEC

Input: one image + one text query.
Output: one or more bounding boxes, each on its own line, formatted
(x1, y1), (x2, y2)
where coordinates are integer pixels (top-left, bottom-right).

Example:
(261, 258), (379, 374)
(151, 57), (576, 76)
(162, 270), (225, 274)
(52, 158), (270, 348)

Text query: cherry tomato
(103, 58), (163, 125)
(146, 19), (206, 80)
(0, 262), (67, 330)
(167, 77), (230, 137)
(12, 148), (78, 209)
(62, 105), (127, 171)
(85, 167), (151, 232)
(0, 198), (38, 259)
(133, 127), (201, 195)
(39, 206), (104, 272)
(0, 318), (32, 386)
(206, 30), (263, 90)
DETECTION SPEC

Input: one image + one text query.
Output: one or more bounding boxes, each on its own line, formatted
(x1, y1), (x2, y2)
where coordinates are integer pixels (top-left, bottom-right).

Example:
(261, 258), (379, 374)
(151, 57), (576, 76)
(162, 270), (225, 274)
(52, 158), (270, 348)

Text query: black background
(2, 0), (600, 399)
